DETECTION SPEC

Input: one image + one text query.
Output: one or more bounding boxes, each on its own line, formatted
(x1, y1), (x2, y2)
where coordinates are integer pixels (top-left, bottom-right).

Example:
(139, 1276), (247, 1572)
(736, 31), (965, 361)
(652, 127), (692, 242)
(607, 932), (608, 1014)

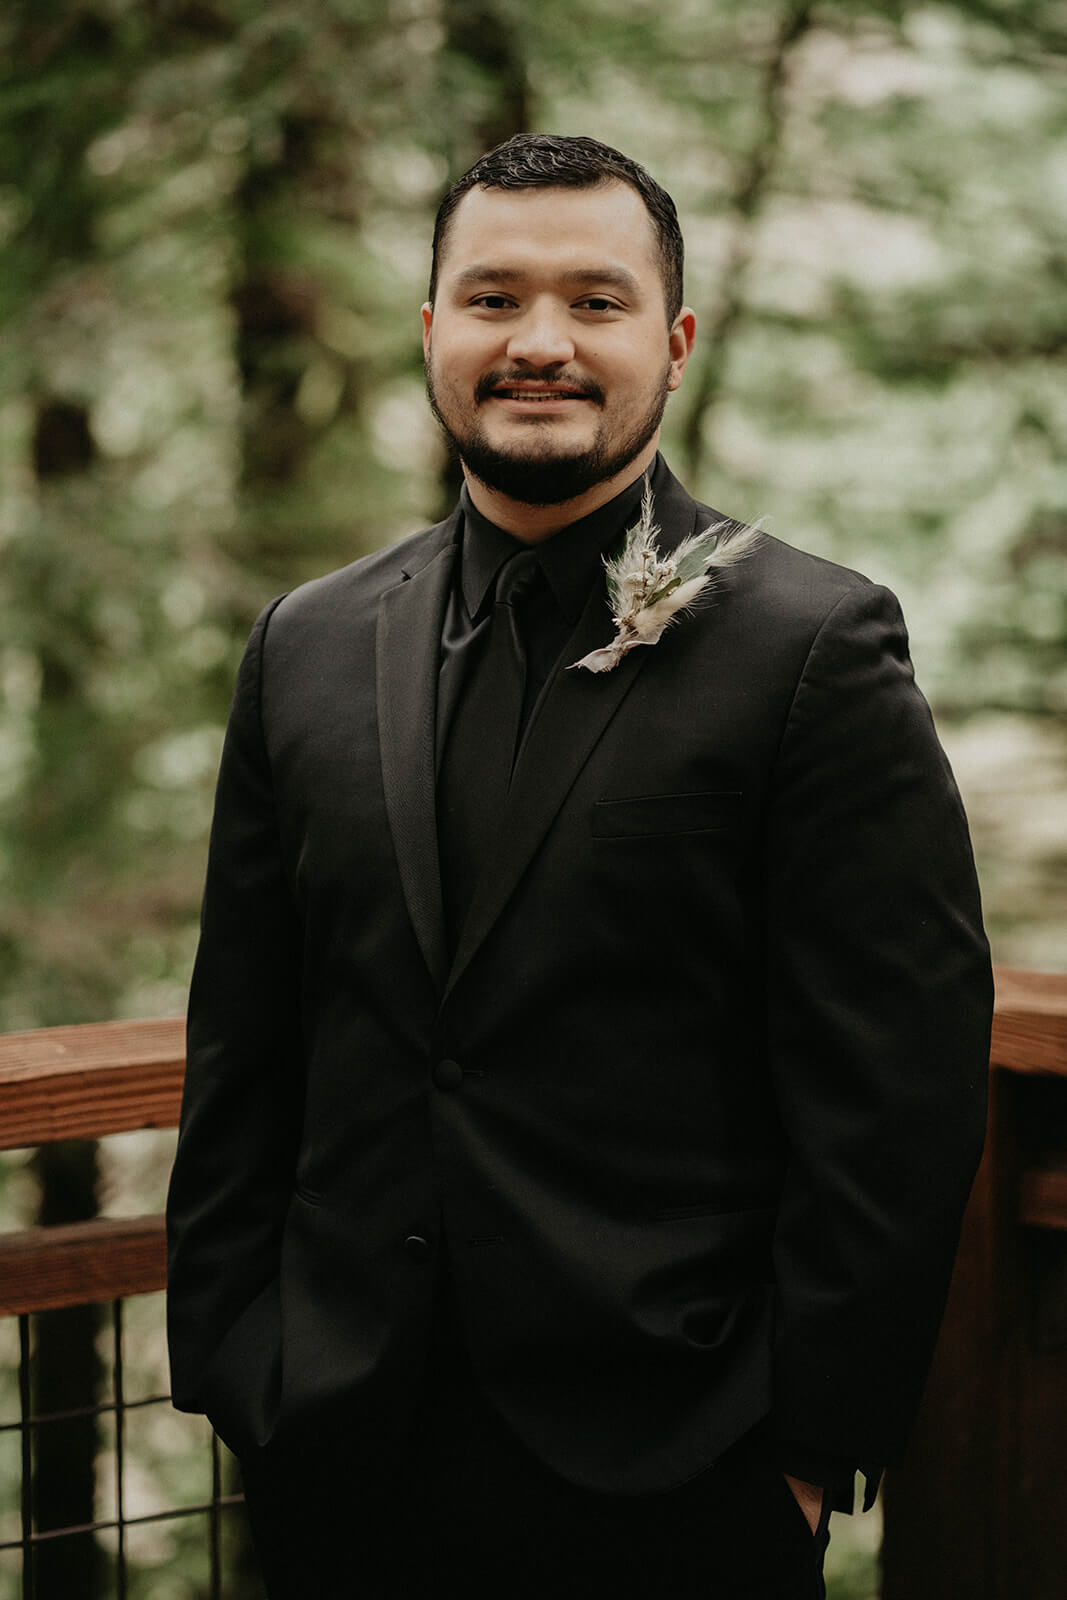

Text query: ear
(421, 302), (433, 359)
(667, 308), (696, 392)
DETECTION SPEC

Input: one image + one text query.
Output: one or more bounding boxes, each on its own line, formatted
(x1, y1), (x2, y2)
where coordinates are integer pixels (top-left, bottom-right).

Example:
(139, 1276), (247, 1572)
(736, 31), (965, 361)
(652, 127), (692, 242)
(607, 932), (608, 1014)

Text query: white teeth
(498, 391), (577, 400)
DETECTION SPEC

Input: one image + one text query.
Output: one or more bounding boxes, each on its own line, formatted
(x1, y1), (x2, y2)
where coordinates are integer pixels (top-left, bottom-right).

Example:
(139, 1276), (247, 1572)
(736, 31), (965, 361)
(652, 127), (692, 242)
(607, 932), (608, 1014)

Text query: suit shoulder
(749, 530), (871, 592)
(701, 509), (890, 631)
(677, 492), (907, 680)
(693, 497), (873, 603)
(261, 515), (457, 637)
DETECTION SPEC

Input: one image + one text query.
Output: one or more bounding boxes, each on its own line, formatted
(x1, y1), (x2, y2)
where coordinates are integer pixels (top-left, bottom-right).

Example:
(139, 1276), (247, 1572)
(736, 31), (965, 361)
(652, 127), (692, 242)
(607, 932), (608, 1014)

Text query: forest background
(0, 1), (1064, 1597)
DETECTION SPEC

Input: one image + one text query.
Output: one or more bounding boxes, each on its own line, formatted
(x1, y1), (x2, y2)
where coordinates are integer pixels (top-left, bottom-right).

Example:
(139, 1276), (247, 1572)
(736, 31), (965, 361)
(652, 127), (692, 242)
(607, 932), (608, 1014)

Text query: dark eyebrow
(450, 264), (642, 298)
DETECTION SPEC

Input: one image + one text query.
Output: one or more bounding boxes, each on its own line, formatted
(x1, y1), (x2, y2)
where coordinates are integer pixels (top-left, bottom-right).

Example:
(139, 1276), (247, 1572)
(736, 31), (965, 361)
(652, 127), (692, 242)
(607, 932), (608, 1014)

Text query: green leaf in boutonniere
(569, 476), (763, 674)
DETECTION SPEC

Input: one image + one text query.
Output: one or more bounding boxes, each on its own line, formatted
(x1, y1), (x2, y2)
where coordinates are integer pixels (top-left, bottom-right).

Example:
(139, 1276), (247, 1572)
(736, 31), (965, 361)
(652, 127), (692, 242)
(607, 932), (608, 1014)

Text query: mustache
(474, 369), (605, 405)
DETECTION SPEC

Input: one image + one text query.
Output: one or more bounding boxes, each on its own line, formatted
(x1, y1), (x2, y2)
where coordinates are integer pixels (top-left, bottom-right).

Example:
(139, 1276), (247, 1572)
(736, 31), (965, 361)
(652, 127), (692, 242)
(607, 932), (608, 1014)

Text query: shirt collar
(458, 459), (659, 625)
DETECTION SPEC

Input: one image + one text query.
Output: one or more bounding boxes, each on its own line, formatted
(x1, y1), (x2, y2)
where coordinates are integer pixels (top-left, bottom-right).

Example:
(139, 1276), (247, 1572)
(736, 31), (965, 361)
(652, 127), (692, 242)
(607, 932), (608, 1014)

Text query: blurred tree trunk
(442, 0), (530, 153)
(679, 0), (814, 481)
(227, 8), (375, 587)
(31, 1144), (103, 1597)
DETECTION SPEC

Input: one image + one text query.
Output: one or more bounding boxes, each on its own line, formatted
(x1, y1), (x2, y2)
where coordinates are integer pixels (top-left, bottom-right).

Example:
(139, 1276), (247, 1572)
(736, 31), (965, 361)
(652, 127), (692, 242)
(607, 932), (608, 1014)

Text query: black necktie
(437, 549), (541, 951)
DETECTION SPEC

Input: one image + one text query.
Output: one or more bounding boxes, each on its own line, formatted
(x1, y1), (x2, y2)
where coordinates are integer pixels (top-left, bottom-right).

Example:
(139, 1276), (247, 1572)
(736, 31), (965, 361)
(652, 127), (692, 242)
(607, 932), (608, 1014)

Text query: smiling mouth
(491, 387), (588, 402)
(476, 370), (603, 405)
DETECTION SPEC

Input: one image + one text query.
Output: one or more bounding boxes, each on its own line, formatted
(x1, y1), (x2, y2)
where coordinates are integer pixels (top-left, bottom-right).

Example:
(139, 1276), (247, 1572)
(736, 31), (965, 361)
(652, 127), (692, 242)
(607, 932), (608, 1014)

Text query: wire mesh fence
(0, 1299), (255, 1600)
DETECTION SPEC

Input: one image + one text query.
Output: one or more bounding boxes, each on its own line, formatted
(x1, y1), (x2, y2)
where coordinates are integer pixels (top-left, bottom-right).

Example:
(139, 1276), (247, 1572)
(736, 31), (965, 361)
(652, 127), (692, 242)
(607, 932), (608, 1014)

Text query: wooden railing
(0, 1015), (240, 1599)
(0, 1016), (183, 1314)
(0, 972), (1066, 1598)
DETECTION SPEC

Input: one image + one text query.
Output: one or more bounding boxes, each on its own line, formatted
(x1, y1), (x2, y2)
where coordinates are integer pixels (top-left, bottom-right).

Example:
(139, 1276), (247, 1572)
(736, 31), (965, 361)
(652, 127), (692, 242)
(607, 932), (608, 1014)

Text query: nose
(506, 299), (576, 367)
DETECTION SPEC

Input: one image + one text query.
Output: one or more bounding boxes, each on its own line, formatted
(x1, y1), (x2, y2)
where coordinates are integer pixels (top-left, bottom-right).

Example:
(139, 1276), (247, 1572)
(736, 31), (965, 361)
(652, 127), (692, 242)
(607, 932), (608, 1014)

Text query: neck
(461, 438), (660, 543)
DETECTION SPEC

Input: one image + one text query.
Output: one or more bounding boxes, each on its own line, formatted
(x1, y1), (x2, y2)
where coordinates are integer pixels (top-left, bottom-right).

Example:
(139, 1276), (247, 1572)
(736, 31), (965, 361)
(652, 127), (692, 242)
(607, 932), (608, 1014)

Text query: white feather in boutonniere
(569, 477), (763, 674)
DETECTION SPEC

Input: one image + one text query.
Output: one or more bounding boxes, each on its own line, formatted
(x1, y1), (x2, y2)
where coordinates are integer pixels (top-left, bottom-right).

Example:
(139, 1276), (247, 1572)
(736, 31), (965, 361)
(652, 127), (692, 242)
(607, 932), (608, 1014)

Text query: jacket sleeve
(764, 581), (992, 1470)
(166, 597), (303, 1433)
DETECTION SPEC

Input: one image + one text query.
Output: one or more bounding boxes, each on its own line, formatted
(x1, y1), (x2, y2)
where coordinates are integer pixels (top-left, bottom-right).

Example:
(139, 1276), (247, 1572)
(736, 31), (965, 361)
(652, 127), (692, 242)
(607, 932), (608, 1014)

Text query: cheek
(434, 335), (491, 388)
(601, 338), (667, 387)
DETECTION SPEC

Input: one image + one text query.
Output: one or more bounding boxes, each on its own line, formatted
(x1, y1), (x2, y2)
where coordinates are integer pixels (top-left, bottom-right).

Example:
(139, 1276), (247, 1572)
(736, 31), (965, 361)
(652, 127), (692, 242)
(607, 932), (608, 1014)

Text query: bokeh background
(0, 1), (1064, 1595)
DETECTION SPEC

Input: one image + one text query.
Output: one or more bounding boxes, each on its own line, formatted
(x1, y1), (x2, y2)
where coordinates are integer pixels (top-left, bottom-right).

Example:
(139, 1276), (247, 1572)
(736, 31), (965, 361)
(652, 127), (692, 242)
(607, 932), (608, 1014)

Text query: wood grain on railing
(0, 1015), (185, 1150)
(0, 1016), (182, 1311)
(0, 1214), (167, 1316)
(991, 968), (1067, 1077)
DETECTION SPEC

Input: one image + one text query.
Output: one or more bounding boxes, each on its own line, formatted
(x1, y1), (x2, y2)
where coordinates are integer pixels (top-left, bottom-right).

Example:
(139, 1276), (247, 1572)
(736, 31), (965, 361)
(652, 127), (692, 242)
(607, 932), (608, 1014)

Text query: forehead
(439, 181), (660, 285)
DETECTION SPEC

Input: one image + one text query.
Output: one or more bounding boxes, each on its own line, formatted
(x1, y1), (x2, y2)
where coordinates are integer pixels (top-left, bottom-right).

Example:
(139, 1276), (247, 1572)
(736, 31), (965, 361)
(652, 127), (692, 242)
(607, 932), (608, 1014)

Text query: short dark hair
(428, 133), (684, 322)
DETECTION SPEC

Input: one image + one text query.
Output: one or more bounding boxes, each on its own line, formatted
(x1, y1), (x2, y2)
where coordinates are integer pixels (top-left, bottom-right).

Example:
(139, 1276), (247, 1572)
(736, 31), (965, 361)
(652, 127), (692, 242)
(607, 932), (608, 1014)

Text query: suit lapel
(376, 516), (459, 994)
(444, 463), (705, 998)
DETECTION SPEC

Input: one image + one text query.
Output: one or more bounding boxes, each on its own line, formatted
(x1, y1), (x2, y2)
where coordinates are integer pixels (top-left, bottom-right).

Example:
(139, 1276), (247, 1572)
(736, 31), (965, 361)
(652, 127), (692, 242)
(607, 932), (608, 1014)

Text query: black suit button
(432, 1058), (464, 1091)
(404, 1234), (432, 1262)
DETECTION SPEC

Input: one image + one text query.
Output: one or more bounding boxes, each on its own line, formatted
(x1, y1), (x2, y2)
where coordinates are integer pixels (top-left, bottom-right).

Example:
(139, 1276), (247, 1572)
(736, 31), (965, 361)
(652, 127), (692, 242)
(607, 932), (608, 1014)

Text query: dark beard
(425, 364), (671, 507)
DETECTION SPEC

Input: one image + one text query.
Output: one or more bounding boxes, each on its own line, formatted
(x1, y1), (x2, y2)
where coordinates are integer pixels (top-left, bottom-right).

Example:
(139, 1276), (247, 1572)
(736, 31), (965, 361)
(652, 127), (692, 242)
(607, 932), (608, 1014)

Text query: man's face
(422, 182), (694, 508)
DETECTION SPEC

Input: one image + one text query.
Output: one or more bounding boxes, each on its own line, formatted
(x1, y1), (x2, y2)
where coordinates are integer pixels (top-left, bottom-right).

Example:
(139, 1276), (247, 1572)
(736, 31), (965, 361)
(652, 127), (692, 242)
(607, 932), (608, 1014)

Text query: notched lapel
(377, 522), (458, 994)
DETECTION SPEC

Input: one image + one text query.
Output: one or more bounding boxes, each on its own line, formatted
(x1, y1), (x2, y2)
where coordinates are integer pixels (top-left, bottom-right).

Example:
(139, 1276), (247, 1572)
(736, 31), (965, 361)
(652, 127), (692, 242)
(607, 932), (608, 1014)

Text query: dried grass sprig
(570, 477), (763, 674)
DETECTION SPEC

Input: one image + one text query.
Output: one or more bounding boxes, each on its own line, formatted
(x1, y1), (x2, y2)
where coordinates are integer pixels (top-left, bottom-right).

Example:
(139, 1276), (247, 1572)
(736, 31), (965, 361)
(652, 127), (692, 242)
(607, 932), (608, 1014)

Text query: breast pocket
(590, 790), (744, 839)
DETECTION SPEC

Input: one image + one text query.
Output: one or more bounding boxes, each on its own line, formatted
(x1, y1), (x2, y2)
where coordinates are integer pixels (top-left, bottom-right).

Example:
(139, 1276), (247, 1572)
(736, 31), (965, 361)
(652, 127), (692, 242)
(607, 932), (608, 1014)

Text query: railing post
(882, 971), (1067, 1598)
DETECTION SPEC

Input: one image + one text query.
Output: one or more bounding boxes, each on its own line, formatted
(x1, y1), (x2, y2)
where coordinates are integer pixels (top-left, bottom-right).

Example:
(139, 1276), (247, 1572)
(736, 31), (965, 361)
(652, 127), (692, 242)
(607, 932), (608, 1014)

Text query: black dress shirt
(435, 464), (653, 765)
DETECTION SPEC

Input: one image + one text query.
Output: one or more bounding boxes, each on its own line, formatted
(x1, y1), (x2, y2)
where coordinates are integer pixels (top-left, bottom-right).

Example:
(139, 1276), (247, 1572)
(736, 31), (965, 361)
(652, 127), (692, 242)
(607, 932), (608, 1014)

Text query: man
(167, 135), (992, 1598)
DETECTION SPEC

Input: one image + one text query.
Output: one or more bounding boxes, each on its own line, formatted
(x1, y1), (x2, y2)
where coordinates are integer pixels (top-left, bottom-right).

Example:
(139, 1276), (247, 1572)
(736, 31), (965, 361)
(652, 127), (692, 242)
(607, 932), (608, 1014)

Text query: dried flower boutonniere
(569, 477), (763, 674)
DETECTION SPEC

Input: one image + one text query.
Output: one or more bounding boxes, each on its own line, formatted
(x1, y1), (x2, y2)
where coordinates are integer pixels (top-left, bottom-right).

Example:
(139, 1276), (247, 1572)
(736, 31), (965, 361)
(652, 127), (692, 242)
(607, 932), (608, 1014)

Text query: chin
(484, 419), (592, 450)
(463, 450), (618, 507)
(487, 442), (593, 471)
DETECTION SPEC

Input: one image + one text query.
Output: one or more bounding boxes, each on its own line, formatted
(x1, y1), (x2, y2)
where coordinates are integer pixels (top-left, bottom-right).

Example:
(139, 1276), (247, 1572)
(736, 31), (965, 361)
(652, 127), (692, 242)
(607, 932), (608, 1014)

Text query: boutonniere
(569, 476), (763, 674)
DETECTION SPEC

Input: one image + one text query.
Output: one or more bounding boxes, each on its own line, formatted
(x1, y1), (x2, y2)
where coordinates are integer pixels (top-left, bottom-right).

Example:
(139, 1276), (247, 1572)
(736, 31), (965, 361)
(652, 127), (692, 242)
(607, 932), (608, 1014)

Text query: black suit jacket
(166, 462), (992, 1495)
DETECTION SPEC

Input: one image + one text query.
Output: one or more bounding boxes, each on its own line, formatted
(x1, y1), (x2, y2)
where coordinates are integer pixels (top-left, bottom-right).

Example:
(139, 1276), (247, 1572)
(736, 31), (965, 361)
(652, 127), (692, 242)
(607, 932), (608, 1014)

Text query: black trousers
(240, 1346), (830, 1600)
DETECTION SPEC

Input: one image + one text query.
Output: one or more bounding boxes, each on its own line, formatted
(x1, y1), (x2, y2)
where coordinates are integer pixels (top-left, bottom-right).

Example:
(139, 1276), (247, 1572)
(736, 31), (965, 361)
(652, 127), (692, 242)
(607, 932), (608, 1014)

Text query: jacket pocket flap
(591, 790), (743, 839)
